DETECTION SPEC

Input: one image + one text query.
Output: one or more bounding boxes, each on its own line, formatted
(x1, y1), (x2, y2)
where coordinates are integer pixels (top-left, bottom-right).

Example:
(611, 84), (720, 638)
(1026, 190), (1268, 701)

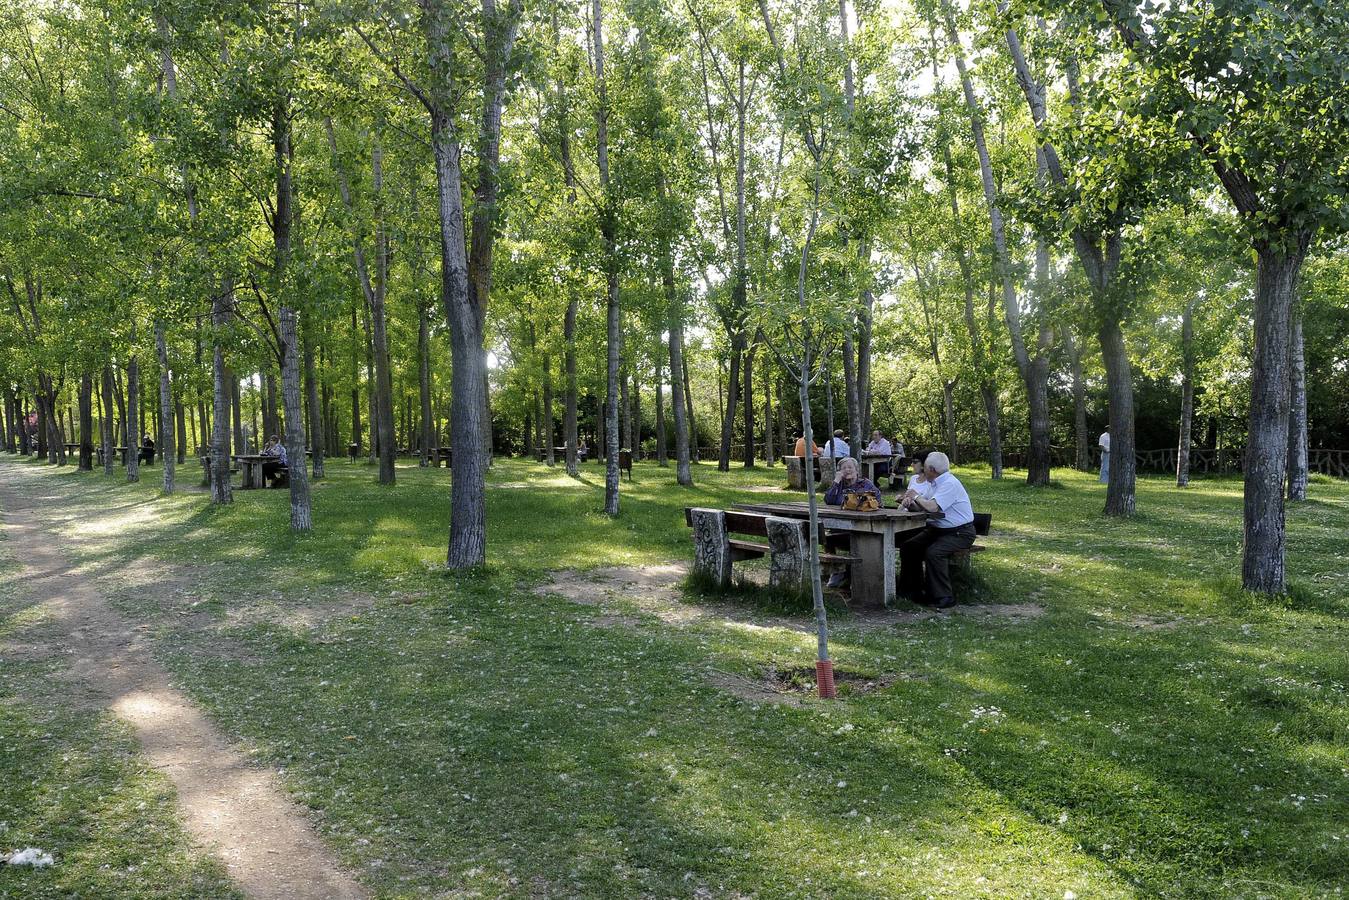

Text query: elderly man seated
(896, 450), (974, 609)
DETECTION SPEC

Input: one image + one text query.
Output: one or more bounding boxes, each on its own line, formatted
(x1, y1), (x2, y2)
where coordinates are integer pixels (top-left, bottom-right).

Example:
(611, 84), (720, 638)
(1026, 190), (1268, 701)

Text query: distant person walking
(1098, 426), (1111, 484)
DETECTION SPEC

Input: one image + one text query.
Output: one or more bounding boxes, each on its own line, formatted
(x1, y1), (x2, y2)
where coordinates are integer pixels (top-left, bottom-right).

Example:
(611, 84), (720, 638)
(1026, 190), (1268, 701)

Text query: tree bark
(175, 397), (187, 464)
(100, 367), (117, 474)
(304, 313), (325, 479)
(655, 351), (667, 466)
(1286, 300), (1307, 501)
(211, 280), (234, 503)
(742, 338), (756, 467)
(763, 359), (775, 466)
(1065, 327), (1090, 471)
(78, 374), (93, 471)
(126, 350), (141, 483)
(1243, 243), (1308, 593)
(418, 299), (432, 467)
(666, 273), (692, 485)
(1177, 299), (1195, 487)
(543, 352), (555, 465)
(420, 0), (522, 567)
(718, 336), (743, 471)
(683, 354), (696, 461)
(592, 0), (621, 514)
(349, 296), (361, 454)
(155, 322), (175, 493)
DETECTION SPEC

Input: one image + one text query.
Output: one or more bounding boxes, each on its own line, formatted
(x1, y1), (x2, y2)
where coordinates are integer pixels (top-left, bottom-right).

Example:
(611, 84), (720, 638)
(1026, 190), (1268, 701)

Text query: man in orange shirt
(793, 433), (819, 458)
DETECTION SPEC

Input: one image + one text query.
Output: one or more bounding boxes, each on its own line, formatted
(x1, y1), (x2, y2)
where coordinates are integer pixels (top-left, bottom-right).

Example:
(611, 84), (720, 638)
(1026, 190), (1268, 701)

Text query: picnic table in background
(232, 454), (268, 489)
(733, 500), (926, 608)
(858, 452), (896, 485)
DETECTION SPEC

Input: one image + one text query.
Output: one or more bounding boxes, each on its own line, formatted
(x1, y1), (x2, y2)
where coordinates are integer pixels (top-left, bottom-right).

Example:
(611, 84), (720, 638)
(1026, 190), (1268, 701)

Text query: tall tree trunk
(718, 337), (743, 471)
(591, 0), (621, 514)
(114, 367), (127, 449)
(619, 363), (631, 452)
(539, 351), (553, 465)
(418, 299), (432, 467)
(1066, 327), (1090, 471)
(683, 354), (696, 461)
(101, 366), (116, 476)
(666, 277), (692, 485)
(303, 313), (325, 479)
(78, 374), (93, 471)
(370, 138), (397, 485)
(126, 352), (141, 482)
(175, 397), (186, 463)
(842, 330), (861, 456)
(349, 296), (361, 454)
(1286, 300), (1308, 501)
(272, 99), (312, 529)
(743, 338), (756, 467)
(1177, 299), (1195, 487)
(155, 322), (175, 493)
(655, 352), (667, 466)
(825, 363), (835, 442)
(264, 371), (279, 441)
(211, 281), (234, 503)
(1243, 243), (1308, 593)
(763, 358), (775, 466)
(230, 374), (243, 456)
(1099, 317), (1136, 516)
(944, 8), (1051, 485)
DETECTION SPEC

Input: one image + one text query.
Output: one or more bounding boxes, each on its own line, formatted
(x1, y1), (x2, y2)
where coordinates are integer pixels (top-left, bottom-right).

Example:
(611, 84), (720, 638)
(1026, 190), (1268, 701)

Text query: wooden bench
(895, 512), (991, 572)
(685, 507), (856, 594)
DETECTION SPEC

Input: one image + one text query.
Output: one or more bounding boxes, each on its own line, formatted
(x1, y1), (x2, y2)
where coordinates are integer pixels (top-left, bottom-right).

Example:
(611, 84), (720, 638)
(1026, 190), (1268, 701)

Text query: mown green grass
(0, 517), (241, 900)
(2, 453), (1346, 898)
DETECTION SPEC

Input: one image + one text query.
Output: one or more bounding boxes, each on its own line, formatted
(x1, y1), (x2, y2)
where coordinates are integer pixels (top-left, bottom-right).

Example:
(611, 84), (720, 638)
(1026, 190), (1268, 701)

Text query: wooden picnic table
(858, 452), (896, 485)
(733, 500), (926, 609)
(232, 454), (269, 489)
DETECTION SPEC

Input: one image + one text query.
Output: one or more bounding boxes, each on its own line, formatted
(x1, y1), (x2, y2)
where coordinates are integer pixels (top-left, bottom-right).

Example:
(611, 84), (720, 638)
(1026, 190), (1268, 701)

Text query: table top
(232, 454), (270, 462)
(733, 500), (925, 522)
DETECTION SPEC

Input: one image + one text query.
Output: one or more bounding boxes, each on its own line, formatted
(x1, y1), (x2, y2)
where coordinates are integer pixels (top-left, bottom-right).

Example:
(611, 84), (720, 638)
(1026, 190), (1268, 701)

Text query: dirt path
(0, 465), (367, 900)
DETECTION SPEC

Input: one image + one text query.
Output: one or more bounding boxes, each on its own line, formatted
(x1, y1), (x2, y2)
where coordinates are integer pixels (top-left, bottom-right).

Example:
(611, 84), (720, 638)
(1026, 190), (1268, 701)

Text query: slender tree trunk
(349, 296), (361, 454)
(78, 374), (93, 471)
(114, 367), (127, 450)
(175, 398), (186, 464)
(718, 337), (743, 471)
(592, 0), (621, 514)
(101, 367), (116, 475)
(211, 281), (234, 503)
(418, 299), (432, 467)
(230, 374), (243, 456)
(842, 331), (861, 455)
(763, 360), (775, 466)
(543, 352), (555, 465)
(743, 338), (756, 467)
(1066, 327), (1090, 471)
(155, 322), (175, 493)
(1099, 318), (1136, 516)
(1243, 243), (1308, 593)
(370, 138), (396, 484)
(1286, 300), (1307, 501)
(126, 351), (141, 483)
(683, 354), (696, 461)
(264, 372), (278, 441)
(1177, 299), (1195, 487)
(303, 314), (325, 479)
(666, 276), (692, 485)
(944, 10), (1050, 485)
(655, 352), (667, 466)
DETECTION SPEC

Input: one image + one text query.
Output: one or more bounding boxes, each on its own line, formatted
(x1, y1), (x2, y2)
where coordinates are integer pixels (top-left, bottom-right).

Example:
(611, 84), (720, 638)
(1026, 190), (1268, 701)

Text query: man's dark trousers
(899, 522), (976, 601)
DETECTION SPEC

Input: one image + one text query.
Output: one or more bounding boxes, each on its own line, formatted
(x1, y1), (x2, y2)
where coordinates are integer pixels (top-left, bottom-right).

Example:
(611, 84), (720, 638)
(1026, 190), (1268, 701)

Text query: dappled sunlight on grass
(3, 455), (1347, 896)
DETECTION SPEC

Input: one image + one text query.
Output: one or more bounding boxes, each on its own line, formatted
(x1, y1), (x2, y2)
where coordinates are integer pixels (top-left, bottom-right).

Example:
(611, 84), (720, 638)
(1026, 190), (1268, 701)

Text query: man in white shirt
(822, 430), (850, 459)
(1098, 426), (1111, 484)
(864, 430), (892, 477)
(897, 451), (975, 610)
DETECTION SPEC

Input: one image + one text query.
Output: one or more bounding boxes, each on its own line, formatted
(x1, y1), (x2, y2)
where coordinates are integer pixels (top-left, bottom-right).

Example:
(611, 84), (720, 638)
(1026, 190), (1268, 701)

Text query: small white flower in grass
(1058, 811), (1069, 824)
(645, 728), (658, 738)
(837, 780), (847, 788)
(1064, 891), (1077, 900)
(835, 723), (855, 735)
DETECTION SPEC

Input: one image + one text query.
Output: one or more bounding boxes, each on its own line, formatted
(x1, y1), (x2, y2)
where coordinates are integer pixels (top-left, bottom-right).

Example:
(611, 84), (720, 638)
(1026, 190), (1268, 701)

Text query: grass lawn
(2, 453), (1346, 898)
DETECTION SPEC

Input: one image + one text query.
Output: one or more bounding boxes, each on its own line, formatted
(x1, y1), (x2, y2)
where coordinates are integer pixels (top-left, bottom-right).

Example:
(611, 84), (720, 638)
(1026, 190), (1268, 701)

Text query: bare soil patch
(0, 465), (367, 900)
